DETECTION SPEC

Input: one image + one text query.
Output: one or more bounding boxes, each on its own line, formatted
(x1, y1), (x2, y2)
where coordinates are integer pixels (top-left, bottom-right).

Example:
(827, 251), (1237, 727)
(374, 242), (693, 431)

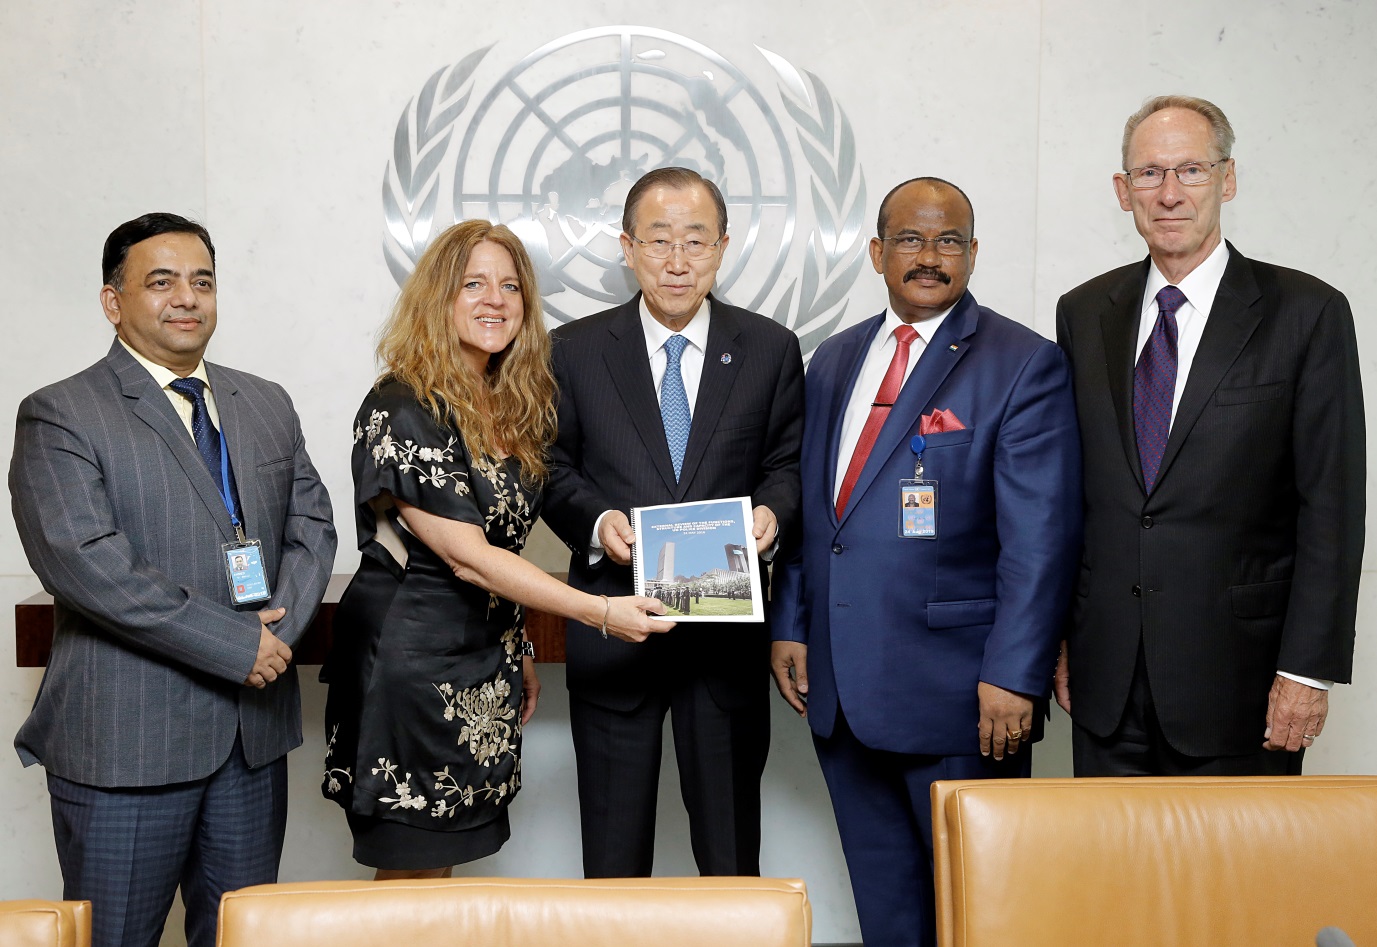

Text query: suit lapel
(825, 313), (885, 527)
(1155, 246), (1263, 488)
(602, 297), (679, 494)
(1101, 260), (1151, 492)
(208, 364), (258, 538)
(837, 296), (975, 531)
(676, 298), (740, 500)
(109, 342), (238, 541)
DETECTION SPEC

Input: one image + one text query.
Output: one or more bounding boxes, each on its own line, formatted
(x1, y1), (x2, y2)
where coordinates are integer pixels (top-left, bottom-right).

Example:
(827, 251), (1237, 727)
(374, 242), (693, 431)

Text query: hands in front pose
(598, 594), (676, 642)
(245, 607), (291, 688)
(597, 510), (637, 566)
(751, 505), (778, 556)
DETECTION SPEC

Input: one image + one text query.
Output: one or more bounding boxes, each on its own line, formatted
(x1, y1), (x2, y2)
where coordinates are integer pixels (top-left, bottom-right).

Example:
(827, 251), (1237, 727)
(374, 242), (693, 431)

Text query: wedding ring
(1007, 729), (1024, 740)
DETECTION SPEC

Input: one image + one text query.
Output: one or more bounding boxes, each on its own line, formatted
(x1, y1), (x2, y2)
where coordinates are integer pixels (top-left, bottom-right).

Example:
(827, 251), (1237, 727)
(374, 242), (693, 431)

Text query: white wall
(2, 1), (1375, 943)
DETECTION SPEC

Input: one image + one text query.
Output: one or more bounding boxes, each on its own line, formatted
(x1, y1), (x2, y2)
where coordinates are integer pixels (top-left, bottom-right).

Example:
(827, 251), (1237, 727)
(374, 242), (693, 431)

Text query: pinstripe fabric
(48, 739), (287, 947)
(10, 339), (336, 786)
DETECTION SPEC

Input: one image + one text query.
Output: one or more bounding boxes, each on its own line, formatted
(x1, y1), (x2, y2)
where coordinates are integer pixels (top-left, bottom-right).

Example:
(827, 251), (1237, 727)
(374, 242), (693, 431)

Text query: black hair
(102, 213), (215, 288)
(622, 167), (728, 238)
(876, 177), (975, 238)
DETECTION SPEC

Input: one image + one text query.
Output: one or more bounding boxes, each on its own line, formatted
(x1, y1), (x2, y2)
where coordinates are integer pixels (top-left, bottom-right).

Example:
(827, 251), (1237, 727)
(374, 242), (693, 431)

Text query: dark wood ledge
(15, 573), (568, 667)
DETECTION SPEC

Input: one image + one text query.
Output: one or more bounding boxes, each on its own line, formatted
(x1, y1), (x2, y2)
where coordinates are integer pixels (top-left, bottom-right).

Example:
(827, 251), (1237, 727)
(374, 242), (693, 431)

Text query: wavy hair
(376, 220), (556, 483)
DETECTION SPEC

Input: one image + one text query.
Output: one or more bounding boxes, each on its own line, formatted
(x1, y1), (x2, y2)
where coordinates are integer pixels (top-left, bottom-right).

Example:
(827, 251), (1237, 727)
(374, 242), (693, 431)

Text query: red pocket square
(919, 409), (966, 435)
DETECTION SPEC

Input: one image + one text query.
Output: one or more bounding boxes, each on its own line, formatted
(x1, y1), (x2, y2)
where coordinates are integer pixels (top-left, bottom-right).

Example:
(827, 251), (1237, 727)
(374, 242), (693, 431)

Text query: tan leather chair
(217, 876), (811, 947)
(932, 776), (1377, 947)
(0, 900), (91, 947)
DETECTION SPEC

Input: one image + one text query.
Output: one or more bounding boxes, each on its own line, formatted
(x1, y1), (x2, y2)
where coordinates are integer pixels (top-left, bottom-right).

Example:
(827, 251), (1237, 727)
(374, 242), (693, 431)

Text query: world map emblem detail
(383, 26), (867, 355)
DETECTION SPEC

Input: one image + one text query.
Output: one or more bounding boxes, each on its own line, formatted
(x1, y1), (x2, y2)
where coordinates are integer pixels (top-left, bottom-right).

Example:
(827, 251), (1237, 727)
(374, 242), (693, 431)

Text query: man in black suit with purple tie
(1055, 95), (1365, 776)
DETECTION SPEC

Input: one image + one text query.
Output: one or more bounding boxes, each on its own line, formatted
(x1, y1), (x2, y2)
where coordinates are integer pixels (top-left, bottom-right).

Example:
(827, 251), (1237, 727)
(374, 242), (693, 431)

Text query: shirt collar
(882, 302), (955, 347)
(640, 296), (712, 356)
(1144, 239), (1230, 317)
(118, 336), (211, 390)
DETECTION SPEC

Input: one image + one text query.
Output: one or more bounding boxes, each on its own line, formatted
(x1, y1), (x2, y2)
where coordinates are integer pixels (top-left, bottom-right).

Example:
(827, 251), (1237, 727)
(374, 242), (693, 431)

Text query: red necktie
(836, 324), (919, 516)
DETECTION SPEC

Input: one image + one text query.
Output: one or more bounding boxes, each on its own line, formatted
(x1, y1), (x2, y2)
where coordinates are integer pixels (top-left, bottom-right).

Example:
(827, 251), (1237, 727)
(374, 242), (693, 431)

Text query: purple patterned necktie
(1134, 285), (1187, 493)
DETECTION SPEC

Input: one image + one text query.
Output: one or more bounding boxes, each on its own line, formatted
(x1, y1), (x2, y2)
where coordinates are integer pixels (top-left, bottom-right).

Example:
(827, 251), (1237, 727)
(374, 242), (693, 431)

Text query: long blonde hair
(376, 220), (556, 483)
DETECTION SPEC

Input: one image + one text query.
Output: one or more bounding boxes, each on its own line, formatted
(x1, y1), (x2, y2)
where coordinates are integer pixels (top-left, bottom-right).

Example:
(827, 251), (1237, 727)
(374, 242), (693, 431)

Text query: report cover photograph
(631, 496), (764, 622)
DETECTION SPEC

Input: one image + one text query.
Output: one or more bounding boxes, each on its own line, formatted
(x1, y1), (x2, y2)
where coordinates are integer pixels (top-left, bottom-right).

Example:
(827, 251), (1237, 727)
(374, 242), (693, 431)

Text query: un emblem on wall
(383, 26), (867, 355)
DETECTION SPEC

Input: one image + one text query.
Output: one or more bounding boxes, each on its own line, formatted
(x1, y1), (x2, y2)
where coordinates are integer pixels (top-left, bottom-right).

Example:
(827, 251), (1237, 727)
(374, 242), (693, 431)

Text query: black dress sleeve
(351, 382), (484, 556)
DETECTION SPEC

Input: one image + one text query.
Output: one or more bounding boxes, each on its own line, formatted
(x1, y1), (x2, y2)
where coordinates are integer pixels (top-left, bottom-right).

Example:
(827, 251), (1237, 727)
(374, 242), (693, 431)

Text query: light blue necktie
(661, 334), (692, 481)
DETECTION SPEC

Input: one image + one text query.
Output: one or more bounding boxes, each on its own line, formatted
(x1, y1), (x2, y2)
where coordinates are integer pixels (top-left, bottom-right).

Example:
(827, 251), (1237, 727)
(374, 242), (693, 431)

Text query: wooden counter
(14, 573), (568, 667)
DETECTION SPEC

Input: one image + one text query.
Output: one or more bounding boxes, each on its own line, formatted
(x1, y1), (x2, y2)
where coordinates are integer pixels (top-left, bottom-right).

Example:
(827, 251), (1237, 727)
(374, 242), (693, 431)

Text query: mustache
(904, 267), (950, 284)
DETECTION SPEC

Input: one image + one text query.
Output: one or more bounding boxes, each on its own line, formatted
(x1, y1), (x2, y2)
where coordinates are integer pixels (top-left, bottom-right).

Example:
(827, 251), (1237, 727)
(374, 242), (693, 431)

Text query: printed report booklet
(631, 496), (764, 622)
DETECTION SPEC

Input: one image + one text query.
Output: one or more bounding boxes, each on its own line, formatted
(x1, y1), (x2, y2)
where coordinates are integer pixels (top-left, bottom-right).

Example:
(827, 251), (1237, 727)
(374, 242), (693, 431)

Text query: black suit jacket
(1056, 244), (1364, 756)
(543, 295), (804, 711)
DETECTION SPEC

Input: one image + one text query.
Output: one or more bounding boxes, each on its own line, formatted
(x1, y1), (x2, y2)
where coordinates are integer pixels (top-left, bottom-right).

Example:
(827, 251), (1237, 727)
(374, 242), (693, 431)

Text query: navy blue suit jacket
(771, 293), (1082, 756)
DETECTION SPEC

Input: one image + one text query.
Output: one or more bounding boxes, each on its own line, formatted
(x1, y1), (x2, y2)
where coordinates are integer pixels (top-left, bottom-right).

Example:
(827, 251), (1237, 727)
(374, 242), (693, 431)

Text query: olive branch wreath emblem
(381, 40), (867, 357)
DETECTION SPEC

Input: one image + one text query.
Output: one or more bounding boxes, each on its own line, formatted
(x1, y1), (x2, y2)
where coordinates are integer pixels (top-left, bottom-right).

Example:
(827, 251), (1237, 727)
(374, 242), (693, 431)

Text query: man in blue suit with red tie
(770, 178), (1081, 947)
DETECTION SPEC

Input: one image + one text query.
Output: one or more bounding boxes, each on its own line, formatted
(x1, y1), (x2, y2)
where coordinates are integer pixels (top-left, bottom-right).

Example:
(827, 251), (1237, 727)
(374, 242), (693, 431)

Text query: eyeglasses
(628, 234), (723, 261)
(1122, 159), (1228, 189)
(882, 234), (972, 256)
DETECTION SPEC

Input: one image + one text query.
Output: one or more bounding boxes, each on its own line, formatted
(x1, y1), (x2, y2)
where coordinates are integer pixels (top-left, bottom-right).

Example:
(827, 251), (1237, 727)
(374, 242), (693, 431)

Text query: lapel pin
(720, 353), (732, 364)
(948, 344), (959, 352)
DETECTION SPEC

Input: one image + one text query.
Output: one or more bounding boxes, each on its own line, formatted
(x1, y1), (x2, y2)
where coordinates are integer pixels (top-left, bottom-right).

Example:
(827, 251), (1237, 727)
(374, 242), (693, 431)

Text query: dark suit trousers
(814, 711), (1031, 947)
(47, 735), (287, 947)
(569, 675), (769, 878)
(1072, 643), (1303, 777)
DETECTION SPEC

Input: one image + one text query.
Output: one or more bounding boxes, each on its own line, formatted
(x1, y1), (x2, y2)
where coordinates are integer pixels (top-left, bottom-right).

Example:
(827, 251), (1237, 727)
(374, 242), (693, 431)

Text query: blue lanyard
(216, 429), (244, 540)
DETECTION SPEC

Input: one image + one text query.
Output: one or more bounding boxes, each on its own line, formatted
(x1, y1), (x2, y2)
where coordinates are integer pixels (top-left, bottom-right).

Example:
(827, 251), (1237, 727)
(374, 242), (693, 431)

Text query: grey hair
(1121, 95), (1235, 168)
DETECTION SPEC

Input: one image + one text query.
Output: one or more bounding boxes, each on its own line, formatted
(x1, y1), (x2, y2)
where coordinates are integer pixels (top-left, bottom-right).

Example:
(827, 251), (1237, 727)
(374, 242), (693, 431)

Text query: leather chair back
(216, 876), (811, 947)
(932, 776), (1377, 947)
(0, 900), (91, 947)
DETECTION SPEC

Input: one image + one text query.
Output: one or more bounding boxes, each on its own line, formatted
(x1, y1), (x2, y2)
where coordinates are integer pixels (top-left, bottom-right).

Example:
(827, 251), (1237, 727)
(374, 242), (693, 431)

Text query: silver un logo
(383, 26), (867, 355)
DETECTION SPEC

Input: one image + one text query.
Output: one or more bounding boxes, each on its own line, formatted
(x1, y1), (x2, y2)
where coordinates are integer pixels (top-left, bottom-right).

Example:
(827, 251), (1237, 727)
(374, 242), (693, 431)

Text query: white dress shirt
(1135, 243), (1326, 691)
(1135, 239), (1228, 427)
(833, 305), (953, 504)
(588, 299), (712, 562)
(639, 297), (711, 412)
(118, 336), (220, 437)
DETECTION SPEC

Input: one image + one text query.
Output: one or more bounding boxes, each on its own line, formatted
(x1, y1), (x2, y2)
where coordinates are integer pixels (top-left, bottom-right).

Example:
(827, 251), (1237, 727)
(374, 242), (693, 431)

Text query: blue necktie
(661, 334), (692, 481)
(1133, 285), (1187, 493)
(169, 377), (240, 520)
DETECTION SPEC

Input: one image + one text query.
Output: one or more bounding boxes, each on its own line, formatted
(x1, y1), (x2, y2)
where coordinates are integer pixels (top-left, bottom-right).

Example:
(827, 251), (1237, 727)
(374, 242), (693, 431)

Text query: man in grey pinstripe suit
(9, 213), (336, 947)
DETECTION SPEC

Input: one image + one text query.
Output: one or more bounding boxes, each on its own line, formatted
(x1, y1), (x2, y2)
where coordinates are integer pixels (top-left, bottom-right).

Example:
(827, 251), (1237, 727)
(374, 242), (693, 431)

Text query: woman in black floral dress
(322, 220), (671, 878)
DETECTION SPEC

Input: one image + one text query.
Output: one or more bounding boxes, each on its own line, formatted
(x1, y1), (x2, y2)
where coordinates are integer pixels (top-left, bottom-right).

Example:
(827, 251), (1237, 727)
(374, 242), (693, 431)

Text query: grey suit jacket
(10, 340), (336, 787)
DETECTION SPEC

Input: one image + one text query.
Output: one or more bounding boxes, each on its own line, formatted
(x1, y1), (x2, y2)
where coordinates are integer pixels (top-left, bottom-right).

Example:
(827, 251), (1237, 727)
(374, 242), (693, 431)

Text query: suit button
(1132, 585), (1142, 597)
(832, 544), (844, 555)
(1141, 515), (1153, 528)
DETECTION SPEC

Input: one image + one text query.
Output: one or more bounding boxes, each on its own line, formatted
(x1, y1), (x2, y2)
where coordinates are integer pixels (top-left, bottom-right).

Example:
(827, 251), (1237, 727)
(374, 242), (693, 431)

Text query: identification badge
(223, 540), (271, 605)
(899, 480), (938, 539)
